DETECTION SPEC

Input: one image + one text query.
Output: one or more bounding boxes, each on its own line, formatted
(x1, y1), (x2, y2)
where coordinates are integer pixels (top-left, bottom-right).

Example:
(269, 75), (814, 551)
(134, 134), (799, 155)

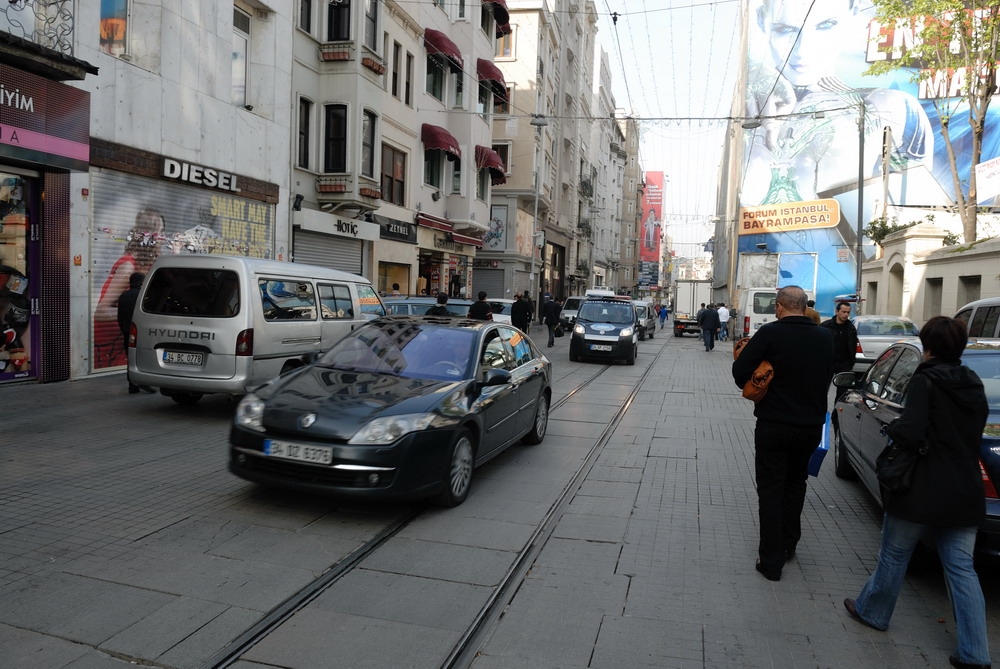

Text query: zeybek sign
(163, 159), (240, 192)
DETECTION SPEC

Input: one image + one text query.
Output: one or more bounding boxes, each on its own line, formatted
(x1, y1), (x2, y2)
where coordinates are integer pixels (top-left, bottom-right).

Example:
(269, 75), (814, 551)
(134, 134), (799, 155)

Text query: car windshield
(578, 302), (633, 324)
(563, 298), (582, 311)
(855, 319), (920, 336)
(317, 322), (475, 380)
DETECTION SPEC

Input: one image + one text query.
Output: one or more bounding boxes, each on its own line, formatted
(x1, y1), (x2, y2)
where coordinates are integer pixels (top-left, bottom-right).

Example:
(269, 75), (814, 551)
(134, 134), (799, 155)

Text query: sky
(594, 0), (745, 257)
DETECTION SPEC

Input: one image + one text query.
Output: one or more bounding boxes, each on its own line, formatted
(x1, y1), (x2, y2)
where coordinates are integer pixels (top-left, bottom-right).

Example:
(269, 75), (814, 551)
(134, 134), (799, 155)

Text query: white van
(737, 287), (817, 340)
(956, 296), (1000, 338)
(127, 255), (385, 404)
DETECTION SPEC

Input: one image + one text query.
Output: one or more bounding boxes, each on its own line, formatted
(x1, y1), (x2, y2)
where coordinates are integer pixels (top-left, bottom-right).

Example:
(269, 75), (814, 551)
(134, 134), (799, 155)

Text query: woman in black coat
(844, 316), (991, 669)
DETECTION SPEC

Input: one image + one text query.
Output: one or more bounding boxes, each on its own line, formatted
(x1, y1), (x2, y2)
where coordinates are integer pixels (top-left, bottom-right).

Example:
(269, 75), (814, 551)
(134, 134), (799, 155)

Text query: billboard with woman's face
(740, 0), (1000, 310)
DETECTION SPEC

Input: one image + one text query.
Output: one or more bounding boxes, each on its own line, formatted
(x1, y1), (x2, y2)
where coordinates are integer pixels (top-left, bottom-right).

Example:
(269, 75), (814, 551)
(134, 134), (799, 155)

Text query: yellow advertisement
(738, 199), (840, 236)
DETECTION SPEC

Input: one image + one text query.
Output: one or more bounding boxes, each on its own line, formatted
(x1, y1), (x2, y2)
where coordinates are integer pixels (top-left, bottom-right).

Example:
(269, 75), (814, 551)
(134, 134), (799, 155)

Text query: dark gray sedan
(229, 316), (551, 506)
(833, 340), (1000, 557)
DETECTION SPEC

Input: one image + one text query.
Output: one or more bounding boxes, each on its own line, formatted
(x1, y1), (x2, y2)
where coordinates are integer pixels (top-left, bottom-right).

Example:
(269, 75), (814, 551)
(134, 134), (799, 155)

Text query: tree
(866, 1), (1000, 243)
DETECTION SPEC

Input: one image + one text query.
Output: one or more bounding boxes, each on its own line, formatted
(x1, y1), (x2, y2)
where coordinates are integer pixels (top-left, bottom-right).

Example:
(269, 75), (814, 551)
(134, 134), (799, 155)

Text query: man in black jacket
(820, 301), (859, 402)
(698, 303), (721, 351)
(511, 293), (531, 332)
(426, 293), (450, 316)
(468, 291), (492, 320)
(542, 296), (562, 347)
(732, 285), (834, 581)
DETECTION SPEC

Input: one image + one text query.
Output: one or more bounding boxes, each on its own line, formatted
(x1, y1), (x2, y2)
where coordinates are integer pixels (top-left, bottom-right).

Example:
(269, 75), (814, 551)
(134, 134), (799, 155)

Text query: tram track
(200, 344), (666, 669)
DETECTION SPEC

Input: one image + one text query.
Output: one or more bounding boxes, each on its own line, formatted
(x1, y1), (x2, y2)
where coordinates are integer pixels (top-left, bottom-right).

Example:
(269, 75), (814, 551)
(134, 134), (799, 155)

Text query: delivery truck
(672, 280), (713, 337)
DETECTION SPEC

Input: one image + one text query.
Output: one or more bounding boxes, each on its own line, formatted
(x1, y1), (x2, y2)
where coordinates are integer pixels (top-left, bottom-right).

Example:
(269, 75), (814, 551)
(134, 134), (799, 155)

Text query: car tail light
(128, 323), (137, 348)
(743, 316), (750, 338)
(982, 460), (998, 499)
(856, 341), (864, 353)
(235, 329), (254, 356)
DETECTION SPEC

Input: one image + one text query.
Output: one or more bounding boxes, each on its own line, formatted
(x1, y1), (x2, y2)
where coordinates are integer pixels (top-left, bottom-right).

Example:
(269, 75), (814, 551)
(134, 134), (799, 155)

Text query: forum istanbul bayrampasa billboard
(741, 0), (1000, 311)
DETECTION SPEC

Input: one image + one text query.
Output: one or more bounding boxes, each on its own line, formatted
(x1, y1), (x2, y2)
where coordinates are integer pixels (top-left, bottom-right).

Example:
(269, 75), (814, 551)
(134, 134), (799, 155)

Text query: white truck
(672, 280), (713, 337)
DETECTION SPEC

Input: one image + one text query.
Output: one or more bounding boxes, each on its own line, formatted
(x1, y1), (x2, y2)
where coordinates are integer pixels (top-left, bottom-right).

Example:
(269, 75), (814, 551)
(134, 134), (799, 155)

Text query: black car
(229, 316), (551, 506)
(569, 296), (638, 365)
(832, 340), (1000, 557)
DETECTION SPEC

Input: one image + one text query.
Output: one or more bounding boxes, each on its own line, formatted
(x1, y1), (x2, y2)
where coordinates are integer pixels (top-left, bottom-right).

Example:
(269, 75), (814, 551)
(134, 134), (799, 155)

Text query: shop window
(361, 110), (376, 178)
(324, 104), (348, 173)
(298, 98), (313, 169)
(100, 0), (129, 56)
(381, 144), (406, 205)
(424, 150), (443, 188)
(426, 55), (445, 101)
(327, 0), (350, 41)
(232, 6), (251, 106)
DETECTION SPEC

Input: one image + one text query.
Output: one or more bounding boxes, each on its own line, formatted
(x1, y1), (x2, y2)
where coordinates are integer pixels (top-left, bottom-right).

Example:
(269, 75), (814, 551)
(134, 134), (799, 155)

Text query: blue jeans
(718, 323), (728, 340)
(854, 514), (990, 665)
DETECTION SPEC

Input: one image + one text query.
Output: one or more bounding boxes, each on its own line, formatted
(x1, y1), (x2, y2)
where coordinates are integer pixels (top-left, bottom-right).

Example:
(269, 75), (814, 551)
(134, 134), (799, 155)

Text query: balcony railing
(2, 0), (76, 56)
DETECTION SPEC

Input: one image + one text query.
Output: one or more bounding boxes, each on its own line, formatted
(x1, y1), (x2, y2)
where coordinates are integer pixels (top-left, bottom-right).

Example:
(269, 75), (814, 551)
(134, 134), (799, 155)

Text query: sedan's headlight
(235, 393), (265, 432)
(620, 327), (634, 337)
(349, 413), (438, 445)
(574, 324), (586, 334)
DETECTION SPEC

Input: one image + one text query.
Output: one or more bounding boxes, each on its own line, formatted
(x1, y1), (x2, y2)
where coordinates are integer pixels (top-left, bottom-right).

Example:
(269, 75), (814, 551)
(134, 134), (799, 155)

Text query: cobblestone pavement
(1, 330), (997, 668)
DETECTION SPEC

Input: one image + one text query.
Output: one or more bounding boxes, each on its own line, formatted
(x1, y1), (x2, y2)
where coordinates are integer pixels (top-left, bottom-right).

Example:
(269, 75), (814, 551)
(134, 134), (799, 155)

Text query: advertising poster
(741, 1), (999, 310)
(639, 171), (665, 288)
(90, 169), (275, 370)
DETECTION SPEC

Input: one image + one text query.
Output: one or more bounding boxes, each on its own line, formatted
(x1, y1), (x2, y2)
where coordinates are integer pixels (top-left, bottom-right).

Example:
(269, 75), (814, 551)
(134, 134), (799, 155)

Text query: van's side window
(318, 283), (354, 319)
(357, 283), (387, 317)
(259, 280), (317, 321)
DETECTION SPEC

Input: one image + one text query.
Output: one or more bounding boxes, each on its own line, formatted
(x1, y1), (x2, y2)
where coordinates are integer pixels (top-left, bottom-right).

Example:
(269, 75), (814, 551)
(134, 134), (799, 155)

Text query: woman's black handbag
(876, 438), (927, 492)
(553, 324), (564, 337)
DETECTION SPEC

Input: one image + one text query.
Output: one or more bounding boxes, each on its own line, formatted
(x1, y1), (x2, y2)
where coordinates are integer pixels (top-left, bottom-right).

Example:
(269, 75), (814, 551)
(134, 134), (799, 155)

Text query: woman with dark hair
(844, 316), (991, 669)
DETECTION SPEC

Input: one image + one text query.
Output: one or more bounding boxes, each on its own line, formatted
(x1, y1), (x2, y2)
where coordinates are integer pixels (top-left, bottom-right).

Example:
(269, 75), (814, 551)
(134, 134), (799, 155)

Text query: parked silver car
(851, 315), (921, 374)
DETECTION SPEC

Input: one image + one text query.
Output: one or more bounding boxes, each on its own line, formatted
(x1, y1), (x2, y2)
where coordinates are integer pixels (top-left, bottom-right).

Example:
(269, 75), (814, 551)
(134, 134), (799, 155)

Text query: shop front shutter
(293, 230), (363, 275)
(472, 268), (504, 300)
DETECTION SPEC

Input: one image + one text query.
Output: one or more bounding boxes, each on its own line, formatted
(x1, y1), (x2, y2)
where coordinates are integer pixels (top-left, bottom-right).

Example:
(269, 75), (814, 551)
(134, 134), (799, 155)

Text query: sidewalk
(0, 332), (996, 668)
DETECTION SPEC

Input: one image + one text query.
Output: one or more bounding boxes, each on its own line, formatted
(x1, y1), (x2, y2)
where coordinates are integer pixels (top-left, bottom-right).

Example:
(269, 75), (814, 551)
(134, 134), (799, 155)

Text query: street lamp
(529, 114), (548, 309)
(855, 101), (866, 315)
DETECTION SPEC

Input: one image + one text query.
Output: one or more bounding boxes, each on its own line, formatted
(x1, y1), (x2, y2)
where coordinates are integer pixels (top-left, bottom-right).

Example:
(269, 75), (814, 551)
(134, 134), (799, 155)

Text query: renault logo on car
(299, 413), (317, 429)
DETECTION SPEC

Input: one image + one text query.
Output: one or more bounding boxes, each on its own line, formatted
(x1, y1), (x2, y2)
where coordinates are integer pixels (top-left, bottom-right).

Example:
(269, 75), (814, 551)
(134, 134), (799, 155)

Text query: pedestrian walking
(468, 290), (493, 320)
(542, 296), (562, 348)
(658, 304), (669, 330)
(732, 285), (834, 581)
(698, 303), (720, 351)
(390, 283), (402, 296)
(116, 272), (153, 394)
(426, 292), (450, 316)
(820, 301), (858, 404)
(844, 316), (991, 669)
(717, 303), (730, 341)
(511, 293), (532, 332)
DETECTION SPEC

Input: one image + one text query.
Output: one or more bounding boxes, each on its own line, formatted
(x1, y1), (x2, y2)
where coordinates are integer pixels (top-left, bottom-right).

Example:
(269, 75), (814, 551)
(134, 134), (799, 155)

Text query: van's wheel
(435, 429), (474, 507)
(638, 329), (646, 341)
(648, 328), (654, 340)
(625, 344), (636, 366)
(569, 347), (579, 362)
(522, 392), (549, 445)
(171, 393), (203, 406)
(674, 332), (682, 337)
(280, 361), (303, 376)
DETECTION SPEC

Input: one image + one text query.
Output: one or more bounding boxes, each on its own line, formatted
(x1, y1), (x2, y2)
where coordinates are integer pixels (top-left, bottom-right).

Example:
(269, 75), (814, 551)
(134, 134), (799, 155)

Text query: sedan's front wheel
(833, 425), (857, 480)
(436, 429), (475, 506)
(522, 392), (549, 445)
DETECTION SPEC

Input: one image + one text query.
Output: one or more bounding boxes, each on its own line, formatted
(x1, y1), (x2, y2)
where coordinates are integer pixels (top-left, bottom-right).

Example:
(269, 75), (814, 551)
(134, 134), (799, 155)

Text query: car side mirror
(480, 368), (512, 387)
(832, 371), (857, 388)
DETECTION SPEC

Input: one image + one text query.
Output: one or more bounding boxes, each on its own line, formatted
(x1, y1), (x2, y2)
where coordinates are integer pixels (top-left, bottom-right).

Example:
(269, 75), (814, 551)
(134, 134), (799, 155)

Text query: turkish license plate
(590, 344), (613, 352)
(163, 351), (204, 365)
(264, 439), (333, 465)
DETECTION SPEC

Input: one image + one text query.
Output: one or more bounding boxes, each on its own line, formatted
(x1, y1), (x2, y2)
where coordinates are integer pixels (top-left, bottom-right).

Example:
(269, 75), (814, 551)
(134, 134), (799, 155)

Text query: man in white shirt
(717, 303), (730, 341)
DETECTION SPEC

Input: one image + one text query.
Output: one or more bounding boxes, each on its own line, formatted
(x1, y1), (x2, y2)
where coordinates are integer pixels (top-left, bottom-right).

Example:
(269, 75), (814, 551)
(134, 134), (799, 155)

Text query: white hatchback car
(488, 298), (516, 325)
